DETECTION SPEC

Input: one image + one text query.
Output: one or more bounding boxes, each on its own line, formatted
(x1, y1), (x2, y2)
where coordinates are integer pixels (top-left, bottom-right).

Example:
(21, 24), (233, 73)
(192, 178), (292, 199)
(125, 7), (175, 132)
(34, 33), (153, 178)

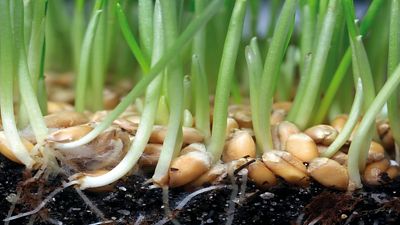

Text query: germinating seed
(44, 111), (89, 128)
(273, 121), (300, 150)
(149, 125), (204, 144)
(386, 166), (400, 180)
(139, 144), (162, 167)
(272, 101), (292, 112)
(222, 130), (256, 162)
(308, 157), (349, 190)
(169, 145), (211, 187)
(103, 89), (120, 110)
(285, 133), (319, 162)
(304, 125), (338, 146)
(363, 159), (390, 185)
(47, 101), (74, 114)
(377, 121), (395, 150)
(331, 114), (348, 132)
(230, 106), (252, 128)
(367, 141), (385, 163)
(187, 161), (227, 188)
(226, 117), (239, 136)
(0, 131), (34, 164)
(48, 124), (93, 143)
(262, 150), (309, 186)
(270, 109), (287, 125)
(247, 159), (277, 188)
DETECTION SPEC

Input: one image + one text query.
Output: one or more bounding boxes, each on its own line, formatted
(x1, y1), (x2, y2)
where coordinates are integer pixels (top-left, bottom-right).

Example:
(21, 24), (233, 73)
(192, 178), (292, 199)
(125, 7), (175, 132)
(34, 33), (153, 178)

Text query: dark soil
(1, 155), (400, 225)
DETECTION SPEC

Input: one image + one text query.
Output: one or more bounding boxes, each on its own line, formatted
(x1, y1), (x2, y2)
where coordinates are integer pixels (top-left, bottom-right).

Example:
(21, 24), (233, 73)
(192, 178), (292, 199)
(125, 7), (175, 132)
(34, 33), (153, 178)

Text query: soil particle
(1, 155), (400, 225)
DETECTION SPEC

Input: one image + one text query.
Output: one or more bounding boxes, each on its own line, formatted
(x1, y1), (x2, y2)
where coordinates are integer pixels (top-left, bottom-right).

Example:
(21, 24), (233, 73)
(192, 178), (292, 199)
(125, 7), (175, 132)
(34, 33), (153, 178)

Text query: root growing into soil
(4, 182), (75, 222)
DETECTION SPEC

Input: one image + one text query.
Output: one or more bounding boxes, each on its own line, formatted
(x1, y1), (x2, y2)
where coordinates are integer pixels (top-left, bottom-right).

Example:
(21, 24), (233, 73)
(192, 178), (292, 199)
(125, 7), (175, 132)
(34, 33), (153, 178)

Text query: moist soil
(1, 155), (400, 225)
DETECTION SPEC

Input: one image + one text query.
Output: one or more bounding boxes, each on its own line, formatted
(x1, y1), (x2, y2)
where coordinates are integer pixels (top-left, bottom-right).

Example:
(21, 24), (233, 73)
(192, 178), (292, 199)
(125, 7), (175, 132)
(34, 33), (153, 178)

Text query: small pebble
(6, 193), (17, 203)
(118, 186), (127, 191)
(117, 209), (130, 216)
(260, 192), (275, 200)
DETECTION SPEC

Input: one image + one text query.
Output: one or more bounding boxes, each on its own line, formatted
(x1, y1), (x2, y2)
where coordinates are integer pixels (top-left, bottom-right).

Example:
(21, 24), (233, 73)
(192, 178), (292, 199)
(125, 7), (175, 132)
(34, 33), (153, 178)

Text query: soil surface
(1, 155), (400, 225)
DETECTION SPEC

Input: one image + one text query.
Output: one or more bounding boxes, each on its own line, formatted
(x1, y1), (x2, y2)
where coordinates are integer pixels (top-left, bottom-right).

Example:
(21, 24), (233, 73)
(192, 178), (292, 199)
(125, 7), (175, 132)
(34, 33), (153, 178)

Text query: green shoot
(288, 0), (339, 129)
(116, 2), (150, 73)
(322, 79), (363, 158)
(245, 38), (263, 152)
(207, 0), (247, 162)
(152, 0), (184, 185)
(74, 10), (102, 112)
(71, 0), (85, 72)
(78, 1), (164, 189)
(55, 0), (224, 150)
(192, 55), (211, 139)
(257, 0), (297, 152)
(138, 0), (154, 59)
(348, 63), (400, 189)
(387, 0), (400, 162)
(313, 0), (385, 124)
(0, 0), (35, 168)
(14, 0), (48, 144)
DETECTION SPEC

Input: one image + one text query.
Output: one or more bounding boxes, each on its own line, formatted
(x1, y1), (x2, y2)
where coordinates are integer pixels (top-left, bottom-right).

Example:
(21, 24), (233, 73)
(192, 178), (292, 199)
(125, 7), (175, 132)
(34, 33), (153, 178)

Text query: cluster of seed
(164, 103), (399, 190)
(0, 79), (399, 190)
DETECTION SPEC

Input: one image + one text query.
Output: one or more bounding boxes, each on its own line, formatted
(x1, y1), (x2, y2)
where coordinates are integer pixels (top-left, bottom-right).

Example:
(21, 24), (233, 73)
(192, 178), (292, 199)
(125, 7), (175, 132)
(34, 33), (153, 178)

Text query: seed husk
(367, 141), (385, 163)
(44, 111), (89, 128)
(139, 144), (162, 167)
(48, 124), (93, 143)
(90, 110), (108, 122)
(285, 133), (319, 162)
(149, 126), (204, 144)
(0, 132), (34, 164)
(272, 121), (300, 150)
(363, 158), (390, 185)
(247, 159), (277, 188)
(222, 130), (256, 162)
(122, 114), (141, 124)
(60, 129), (130, 172)
(304, 125), (338, 146)
(308, 157), (349, 190)
(113, 118), (138, 134)
(262, 150), (309, 186)
(169, 145), (211, 187)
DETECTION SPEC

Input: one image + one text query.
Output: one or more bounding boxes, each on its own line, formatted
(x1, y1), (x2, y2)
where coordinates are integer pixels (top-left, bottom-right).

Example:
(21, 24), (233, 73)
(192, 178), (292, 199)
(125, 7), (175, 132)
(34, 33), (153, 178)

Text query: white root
(162, 186), (181, 225)
(226, 172), (239, 225)
(176, 185), (228, 210)
(5, 187), (22, 225)
(74, 187), (106, 220)
(155, 185), (230, 225)
(3, 182), (75, 222)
